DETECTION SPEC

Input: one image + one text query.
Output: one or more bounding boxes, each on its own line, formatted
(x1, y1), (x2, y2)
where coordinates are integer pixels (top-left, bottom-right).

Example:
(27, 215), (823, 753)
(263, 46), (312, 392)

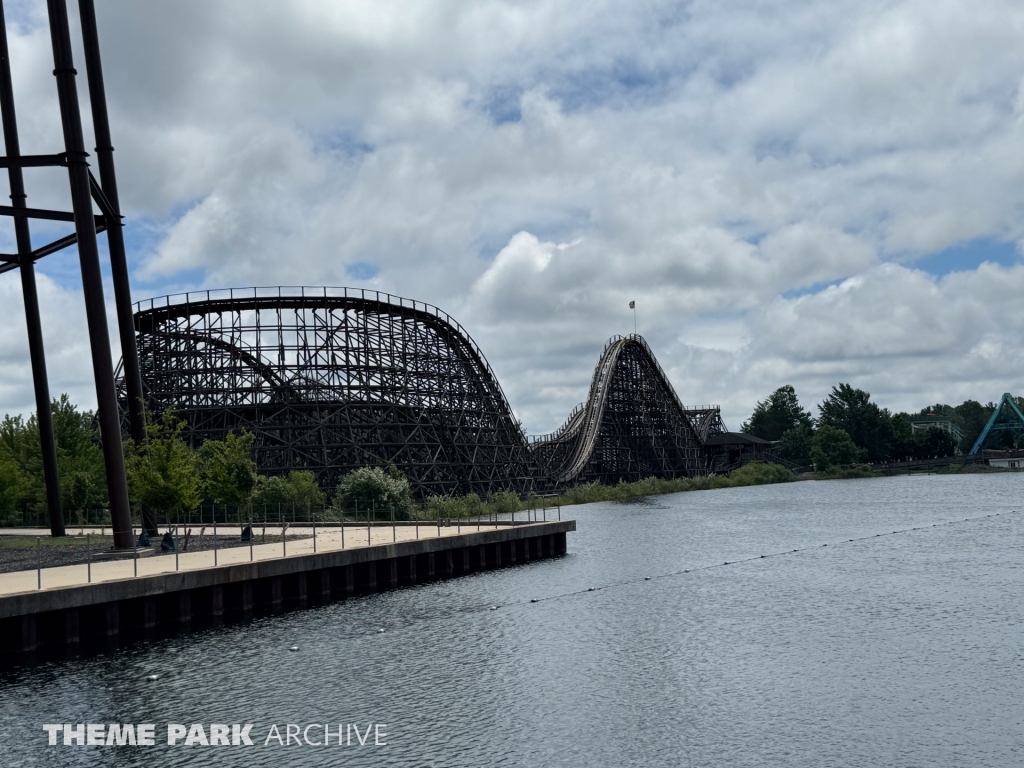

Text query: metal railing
(2, 504), (563, 596)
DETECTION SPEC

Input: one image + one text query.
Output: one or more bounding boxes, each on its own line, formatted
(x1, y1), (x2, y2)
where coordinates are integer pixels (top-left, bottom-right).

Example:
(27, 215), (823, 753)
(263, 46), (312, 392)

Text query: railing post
(36, 537), (41, 589)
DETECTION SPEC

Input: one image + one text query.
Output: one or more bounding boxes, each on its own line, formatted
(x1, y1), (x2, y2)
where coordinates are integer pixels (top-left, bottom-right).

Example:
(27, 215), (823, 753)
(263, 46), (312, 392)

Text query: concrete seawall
(0, 520), (574, 659)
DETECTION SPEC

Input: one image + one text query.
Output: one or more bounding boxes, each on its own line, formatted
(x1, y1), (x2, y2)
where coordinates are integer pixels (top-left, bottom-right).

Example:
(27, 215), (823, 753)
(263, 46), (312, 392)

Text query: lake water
(2, 473), (1023, 767)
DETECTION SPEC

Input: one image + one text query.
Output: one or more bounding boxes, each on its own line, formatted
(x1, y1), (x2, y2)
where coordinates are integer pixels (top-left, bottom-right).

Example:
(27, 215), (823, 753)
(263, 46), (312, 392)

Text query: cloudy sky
(0, 0), (1022, 433)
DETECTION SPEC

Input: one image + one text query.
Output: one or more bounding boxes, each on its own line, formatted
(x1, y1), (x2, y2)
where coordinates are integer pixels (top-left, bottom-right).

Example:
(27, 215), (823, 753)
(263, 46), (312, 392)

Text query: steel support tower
(0, 0), (143, 545)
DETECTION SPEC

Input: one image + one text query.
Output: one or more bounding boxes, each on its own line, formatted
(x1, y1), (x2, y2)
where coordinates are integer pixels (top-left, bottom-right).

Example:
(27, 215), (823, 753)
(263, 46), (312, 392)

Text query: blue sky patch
(482, 86), (523, 125)
(346, 261), (379, 281)
(915, 237), (1020, 277)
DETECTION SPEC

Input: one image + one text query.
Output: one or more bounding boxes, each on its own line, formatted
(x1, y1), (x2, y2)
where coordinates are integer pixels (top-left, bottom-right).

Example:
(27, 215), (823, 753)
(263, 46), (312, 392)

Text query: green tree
(779, 425), (813, 465)
(0, 395), (108, 524)
(124, 409), (202, 534)
(810, 425), (863, 470)
(198, 432), (258, 507)
(953, 400), (992, 452)
(0, 413), (46, 517)
(914, 427), (958, 459)
(251, 471), (325, 517)
(817, 384), (893, 462)
(51, 395), (107, 521)
(0, 446), (28, 526)
(331, 465), (415, 520)
(742, 385), (814, 441)
(889, 414), (916, 461)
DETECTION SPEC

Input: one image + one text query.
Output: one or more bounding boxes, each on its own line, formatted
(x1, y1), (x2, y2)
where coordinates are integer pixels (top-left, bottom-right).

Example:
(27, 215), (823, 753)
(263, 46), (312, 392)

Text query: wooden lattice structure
(128, 288), (534, 498)
(528, 335), (709, 487)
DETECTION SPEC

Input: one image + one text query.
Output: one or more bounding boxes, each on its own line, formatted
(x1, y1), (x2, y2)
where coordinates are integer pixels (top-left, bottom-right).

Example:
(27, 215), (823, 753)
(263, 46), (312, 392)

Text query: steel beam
(78, 0), (146, 446)
(0, 3), (64, 536)
(46, 0), (132, 548)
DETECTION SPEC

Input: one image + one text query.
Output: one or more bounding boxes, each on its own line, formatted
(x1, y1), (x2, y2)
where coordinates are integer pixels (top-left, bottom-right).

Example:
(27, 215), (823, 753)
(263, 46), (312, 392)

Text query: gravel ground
(0, 531), (310, 575)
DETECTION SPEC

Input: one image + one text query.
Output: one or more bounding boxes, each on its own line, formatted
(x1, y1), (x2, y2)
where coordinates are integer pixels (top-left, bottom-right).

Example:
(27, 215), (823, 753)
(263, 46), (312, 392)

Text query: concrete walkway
(0, 521), (505, 598)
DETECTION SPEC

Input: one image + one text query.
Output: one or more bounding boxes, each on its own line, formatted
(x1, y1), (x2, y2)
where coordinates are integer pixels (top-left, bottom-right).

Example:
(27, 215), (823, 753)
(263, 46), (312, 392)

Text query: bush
(426, 495), (464, 520)
(488, 490), (521, 515)
(332, 466), (414, 520)
(251, 471), (325, 516)
(727, 462), (795, 486)
(462, 493), (484, 516)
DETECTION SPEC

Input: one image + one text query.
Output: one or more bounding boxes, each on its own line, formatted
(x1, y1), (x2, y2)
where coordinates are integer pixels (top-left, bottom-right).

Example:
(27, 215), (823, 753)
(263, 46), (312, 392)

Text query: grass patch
(418, 462), (797, 518)
(812, 465), (883, 480)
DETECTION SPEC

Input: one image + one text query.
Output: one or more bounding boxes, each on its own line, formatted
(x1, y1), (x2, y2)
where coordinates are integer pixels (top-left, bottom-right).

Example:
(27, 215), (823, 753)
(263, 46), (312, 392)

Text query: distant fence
(1, 498), (561, 531)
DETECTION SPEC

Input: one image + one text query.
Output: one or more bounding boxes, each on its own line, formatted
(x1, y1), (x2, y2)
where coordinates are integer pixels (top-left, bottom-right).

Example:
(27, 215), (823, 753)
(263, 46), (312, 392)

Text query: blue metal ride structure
(968, 393), (1024, 455)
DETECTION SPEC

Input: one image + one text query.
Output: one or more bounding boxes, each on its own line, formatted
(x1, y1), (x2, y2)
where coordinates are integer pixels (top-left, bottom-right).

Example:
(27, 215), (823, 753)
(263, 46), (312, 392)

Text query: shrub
(562, 482), (602, 504)
(251, 471), (325, 516)
(488, 490), (521, 515)
(332, 466), (414, 520)
(727, 462), (795, 486)
(426, 495), (465, 520)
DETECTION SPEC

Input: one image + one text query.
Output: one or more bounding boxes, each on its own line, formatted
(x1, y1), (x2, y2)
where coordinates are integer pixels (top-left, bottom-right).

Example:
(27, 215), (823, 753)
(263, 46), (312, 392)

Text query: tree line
(0, 401), (324, 530)
(741, 384), (1016, 469)
(0, 386), (1013, 527)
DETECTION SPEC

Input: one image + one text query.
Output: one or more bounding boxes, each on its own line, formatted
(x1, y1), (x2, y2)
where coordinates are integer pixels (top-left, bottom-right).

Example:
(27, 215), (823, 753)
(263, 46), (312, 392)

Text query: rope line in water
(341, 511), (1016, 636)
(501, 510), (1019, 611)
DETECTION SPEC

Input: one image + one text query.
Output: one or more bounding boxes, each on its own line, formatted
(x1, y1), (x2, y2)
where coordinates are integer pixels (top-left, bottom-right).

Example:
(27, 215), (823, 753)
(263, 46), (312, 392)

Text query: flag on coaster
(629, 300), (635, 309)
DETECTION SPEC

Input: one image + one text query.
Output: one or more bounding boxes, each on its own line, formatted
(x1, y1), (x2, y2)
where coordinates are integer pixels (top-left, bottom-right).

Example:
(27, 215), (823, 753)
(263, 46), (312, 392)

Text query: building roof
(704, 431), (773, 446)
(909, 415), (954, 424)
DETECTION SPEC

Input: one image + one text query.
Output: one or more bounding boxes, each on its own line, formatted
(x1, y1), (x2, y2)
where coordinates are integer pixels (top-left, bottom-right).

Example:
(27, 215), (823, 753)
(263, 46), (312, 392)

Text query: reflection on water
(2, 473), (1023, 767)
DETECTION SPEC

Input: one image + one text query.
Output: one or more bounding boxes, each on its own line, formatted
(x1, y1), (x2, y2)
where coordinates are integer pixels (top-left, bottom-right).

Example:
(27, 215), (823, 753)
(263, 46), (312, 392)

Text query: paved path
(0, 521), (508, 598)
